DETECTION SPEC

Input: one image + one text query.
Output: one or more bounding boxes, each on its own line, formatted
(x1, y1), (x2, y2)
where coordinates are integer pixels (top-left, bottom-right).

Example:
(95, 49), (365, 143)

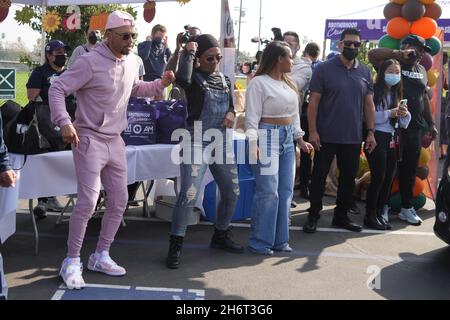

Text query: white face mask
(384, 73), (401, 86)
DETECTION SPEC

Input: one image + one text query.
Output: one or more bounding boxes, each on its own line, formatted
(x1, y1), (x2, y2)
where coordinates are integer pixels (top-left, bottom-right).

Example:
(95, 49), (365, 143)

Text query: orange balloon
(420, 0), (436, 4)
(387, 17), (411, 39)
(410, 17), (437, 39)
(391, 0), (407, 4)
(392, 177), (426, 197)
(391, 178), (399, 194)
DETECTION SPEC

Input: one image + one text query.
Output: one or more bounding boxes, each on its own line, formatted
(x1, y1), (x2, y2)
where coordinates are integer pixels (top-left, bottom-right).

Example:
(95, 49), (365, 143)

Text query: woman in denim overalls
(166, 34), (243, 269)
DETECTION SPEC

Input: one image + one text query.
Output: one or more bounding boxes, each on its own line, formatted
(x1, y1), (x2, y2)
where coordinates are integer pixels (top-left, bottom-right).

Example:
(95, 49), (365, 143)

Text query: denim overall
(171, 72), (240, 236)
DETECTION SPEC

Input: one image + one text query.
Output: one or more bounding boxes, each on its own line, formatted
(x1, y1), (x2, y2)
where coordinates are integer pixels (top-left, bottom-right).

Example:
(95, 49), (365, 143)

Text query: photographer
(138, 24), (171, 82)
(165, 25), (201, 73)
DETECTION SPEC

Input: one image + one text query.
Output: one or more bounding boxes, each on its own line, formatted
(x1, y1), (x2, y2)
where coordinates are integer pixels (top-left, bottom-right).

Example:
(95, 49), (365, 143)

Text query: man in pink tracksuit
(48, 11), (175, 290)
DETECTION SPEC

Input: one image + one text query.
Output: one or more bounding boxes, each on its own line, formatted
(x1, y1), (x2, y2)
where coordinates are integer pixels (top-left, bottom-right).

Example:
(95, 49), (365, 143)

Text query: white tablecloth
(0, 132), (247, 243)
(0, 144), (182, 243)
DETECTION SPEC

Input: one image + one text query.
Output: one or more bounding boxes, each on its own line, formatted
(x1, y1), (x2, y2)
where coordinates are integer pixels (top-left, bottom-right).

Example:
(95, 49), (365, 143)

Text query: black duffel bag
(4, 100), (76, 155)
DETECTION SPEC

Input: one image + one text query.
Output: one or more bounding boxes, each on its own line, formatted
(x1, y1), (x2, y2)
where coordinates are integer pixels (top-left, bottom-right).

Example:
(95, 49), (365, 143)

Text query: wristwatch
(367, 128), (375, 134)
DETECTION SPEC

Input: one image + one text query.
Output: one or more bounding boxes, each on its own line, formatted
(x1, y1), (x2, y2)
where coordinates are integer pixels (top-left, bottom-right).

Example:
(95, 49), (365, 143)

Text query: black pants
(398, 129), (421, 208)
(299, 115), (312, 188)
(309, 143), (361, 218)
(127, 182), (140, 201)
(365, 131), (397, 214)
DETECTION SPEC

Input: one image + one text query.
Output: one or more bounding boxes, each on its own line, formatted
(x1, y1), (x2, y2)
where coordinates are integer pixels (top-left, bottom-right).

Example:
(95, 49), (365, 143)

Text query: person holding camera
(137, 24), (171, 82)
(369, 35), (437, 226)
(165, 25), (202, 73)
(165, 34), (243, 269)
(364, 59), (410, 230)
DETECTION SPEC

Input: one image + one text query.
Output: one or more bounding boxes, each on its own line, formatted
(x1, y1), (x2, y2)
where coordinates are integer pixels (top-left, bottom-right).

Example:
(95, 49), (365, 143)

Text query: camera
(180, 25), (192, 45)
(271, 27), (283, 41)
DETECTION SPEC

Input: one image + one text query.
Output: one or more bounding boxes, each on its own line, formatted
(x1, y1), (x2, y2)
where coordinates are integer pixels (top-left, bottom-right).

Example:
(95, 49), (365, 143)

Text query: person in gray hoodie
(49, 11), (175, 290)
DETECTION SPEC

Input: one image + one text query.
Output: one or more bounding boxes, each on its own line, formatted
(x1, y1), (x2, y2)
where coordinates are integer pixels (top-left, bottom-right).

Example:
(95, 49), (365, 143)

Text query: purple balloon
(420, 53), (433, 71)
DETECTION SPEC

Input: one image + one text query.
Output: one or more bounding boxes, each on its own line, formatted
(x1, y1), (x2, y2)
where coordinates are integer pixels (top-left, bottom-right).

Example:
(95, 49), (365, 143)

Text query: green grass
(0, 71), (30, 108)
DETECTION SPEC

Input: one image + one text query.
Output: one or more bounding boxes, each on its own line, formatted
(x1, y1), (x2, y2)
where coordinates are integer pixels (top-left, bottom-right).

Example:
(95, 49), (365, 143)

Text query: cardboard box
(154, 196), (200, 225)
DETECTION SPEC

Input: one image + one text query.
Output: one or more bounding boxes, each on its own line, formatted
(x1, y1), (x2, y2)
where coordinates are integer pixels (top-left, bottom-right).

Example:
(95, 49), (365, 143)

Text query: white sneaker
(87, 251), (126, 276)
(59, 257), (85, 290)
(381, 205), (390, 223)
(46, 197), (64, 212)
(399, 208), (423, 226)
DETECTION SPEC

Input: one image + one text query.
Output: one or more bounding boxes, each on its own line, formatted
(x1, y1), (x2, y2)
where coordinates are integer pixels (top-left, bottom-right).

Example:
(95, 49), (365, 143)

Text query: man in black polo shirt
(303, 28), (377, 233)
(368, 35), (437, 226)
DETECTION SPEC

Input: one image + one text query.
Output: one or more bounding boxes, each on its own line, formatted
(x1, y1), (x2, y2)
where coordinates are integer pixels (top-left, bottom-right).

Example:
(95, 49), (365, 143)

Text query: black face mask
(153, 37), (163, 46)
(53, 54), (66, 68)
(342, 47), (359, 61)
(88, 33), (99, 45)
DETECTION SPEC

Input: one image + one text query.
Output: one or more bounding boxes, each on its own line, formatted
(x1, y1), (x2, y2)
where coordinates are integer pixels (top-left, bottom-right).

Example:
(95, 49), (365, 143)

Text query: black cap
(195, 34), (220, 58)
(45, 39), (71, 53)
(401, 35), (432, 53)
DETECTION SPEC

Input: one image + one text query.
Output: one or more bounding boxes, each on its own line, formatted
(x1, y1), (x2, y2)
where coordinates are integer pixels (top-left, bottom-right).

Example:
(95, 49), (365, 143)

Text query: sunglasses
(342, 40), (361, 48)
(112, 31), (138, 41)
(206, 55), (223, 62)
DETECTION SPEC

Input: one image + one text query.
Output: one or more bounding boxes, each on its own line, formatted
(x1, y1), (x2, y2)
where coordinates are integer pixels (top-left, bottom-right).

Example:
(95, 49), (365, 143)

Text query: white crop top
(245, 74), (304, 140)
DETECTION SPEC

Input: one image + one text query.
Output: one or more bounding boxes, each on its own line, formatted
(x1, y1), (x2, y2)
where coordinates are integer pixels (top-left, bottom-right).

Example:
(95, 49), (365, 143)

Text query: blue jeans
(248, 123), (295, 254)
(170, 73), (239, 237)
(0, 253), (7, 300)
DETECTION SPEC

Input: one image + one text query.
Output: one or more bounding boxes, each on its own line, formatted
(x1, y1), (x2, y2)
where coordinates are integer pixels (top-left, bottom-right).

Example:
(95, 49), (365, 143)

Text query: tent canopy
(13, 0), (173, 6)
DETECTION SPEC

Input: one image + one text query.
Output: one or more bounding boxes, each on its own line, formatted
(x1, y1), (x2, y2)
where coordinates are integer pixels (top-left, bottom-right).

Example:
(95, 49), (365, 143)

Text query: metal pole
(237, 0), (243, 61)
(40, 2), (47, 65)
(258, 0), (262, 51)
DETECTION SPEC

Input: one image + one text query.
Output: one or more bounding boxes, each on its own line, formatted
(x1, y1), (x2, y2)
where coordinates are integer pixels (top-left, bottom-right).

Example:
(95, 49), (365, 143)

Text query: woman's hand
(249, 140), (260, 162)
(222, 112), (235, 128)
(298, 138), (314, 154)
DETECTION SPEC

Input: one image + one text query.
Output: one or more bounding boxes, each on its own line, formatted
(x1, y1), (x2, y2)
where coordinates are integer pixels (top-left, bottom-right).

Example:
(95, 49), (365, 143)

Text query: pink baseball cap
(105, 10), (135, 30)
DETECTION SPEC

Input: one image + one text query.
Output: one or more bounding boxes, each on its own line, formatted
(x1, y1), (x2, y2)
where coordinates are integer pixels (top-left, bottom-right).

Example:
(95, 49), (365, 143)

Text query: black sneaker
(348, 203), (361, 215)
(210, 228), (244, 254)
(33, 201), (47, 220)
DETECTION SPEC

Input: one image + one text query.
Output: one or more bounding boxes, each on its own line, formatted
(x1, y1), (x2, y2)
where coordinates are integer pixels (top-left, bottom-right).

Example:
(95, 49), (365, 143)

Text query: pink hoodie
(48, 41), (165, 140)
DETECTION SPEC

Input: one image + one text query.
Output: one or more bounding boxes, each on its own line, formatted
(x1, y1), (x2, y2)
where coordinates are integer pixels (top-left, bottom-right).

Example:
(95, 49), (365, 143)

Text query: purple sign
(325, 19), (450, 42)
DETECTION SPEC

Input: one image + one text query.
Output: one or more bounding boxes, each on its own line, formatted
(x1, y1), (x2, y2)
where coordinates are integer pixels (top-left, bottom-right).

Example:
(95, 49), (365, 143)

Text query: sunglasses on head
(112, 31), (138, 41)
(342, 40), (361, 48)
(206, 54), (223, 62)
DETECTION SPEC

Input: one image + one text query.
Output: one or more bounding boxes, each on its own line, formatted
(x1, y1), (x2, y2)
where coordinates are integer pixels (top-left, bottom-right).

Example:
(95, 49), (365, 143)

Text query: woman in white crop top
(245, 41), (313, 255)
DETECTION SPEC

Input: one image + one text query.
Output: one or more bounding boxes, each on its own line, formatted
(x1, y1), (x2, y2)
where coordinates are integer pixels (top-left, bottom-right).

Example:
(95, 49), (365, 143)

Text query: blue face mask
(384, 73), (401, 86)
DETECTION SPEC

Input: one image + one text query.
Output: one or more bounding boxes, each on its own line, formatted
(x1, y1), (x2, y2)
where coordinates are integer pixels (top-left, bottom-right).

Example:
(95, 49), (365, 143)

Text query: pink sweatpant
(67, 135), (128, 258)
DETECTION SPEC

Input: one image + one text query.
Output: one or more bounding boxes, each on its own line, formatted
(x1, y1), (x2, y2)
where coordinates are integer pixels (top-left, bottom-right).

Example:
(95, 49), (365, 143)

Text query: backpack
(4, 100), (76, 155)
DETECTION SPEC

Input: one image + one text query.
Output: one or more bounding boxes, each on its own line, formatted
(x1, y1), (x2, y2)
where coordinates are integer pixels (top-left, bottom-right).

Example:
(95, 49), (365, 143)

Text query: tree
(14, 5), (137, 53)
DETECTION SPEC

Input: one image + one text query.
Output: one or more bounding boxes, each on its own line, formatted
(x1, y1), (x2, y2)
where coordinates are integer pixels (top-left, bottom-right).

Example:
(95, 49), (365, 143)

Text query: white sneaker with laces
(87, 251), (126, 276)
(399, 208), (422, 226)
(59, 257), (85, 290)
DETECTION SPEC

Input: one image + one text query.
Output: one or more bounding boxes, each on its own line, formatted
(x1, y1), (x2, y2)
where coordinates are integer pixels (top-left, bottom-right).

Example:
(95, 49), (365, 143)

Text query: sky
(1, 0), (450, 56)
